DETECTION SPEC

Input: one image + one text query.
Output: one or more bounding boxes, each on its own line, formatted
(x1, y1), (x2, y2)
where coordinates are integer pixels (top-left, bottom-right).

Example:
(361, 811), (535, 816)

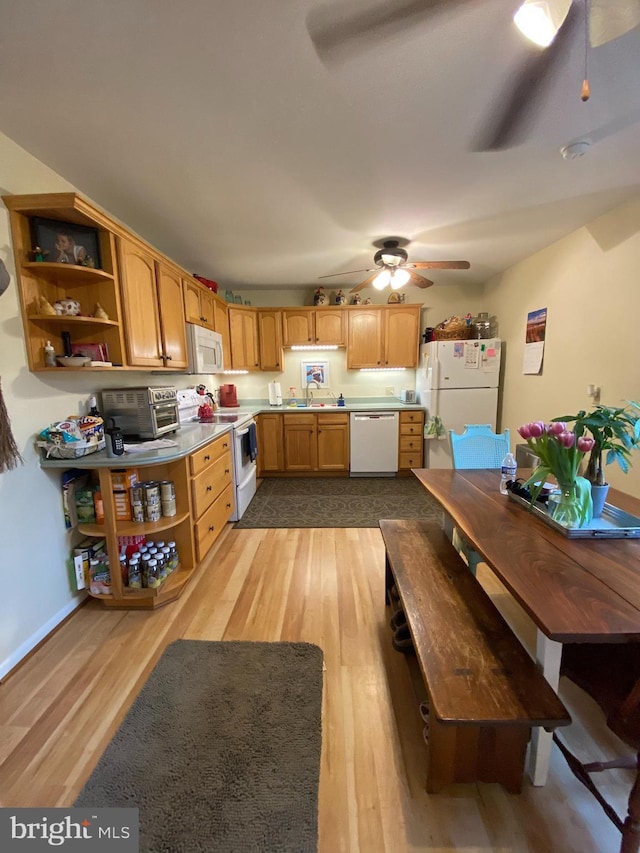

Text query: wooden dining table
(412, 467), (640, 785)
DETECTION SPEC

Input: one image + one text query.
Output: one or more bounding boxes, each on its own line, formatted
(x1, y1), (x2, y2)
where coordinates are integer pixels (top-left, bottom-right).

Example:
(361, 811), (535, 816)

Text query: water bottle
(500, 452), (517, 495)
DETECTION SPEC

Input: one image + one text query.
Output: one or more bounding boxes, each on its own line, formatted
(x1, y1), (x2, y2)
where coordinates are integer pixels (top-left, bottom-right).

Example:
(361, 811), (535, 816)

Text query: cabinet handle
(226, 502), (231, 509)
(225, 468), (230, 474)
(165, 354), (172, 361)
(209, 524), (215, 532)
(223, 442), (228, 449)
(204, 454), (210, 461)
(206, 485), (212, 492)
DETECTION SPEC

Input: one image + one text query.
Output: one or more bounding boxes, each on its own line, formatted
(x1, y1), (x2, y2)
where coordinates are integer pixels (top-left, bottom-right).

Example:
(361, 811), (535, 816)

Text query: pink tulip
(557, 430), (575, 448)
(548, 421), (566, 435)
(518, 424), (532, 439)
(528, 422), (544, 438)
(577, 436), (594, 452)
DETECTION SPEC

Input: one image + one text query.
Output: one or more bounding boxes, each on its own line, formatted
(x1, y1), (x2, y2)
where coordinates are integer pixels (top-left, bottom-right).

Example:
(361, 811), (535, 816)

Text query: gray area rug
(75, 640), (323, 853)
(235, 476), (443, 528)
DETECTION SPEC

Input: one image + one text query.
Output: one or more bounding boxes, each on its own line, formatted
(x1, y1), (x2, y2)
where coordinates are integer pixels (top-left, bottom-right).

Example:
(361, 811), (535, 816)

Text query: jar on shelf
(471, 312), (497, 339)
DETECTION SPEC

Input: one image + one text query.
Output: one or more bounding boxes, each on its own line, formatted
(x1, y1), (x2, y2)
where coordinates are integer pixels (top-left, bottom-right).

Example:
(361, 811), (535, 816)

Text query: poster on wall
(522, 307), (547, 375)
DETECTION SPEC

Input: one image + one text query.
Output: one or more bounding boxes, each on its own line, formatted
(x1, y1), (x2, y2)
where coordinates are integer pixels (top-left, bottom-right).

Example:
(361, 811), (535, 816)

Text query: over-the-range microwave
(186, 323), (225, 374)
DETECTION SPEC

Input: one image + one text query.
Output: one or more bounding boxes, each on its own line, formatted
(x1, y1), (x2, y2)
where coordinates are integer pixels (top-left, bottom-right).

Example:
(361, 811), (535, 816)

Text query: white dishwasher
(350, 412), (399, 476)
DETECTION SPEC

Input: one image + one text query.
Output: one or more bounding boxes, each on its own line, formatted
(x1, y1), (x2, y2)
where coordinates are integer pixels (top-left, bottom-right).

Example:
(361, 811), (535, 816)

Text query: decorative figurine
(334, 289), (346, 305)
(351, 293), (362, 305)
(93, 302), (109, 320)
(53, 297), (81, 316)
(363, 296), (372, 305)
(37, 295), (58, 316)
(31, 246), (49, 262)
(313, 287), (327, 306)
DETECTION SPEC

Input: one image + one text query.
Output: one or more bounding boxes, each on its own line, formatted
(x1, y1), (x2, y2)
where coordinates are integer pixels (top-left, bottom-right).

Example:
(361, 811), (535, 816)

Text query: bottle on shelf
(500, 452), (517, 495)
(88, 395), (101, 417)
(44, 340), (56, 367)
(288, 386), (298, 407)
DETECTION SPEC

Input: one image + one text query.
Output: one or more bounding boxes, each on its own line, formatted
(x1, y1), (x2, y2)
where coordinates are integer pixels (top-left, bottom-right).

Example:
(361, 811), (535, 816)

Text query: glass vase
(549, 477), (593, 529)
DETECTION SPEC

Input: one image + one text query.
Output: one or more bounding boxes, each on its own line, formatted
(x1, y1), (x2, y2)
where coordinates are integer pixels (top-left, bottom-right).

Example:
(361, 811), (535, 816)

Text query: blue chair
(448, 424), (511, 575)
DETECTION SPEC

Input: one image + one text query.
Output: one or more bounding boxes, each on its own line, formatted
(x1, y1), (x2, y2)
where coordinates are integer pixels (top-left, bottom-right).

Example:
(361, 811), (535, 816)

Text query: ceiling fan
(307, 0), (640, 150)
(319, 239), (470, 292)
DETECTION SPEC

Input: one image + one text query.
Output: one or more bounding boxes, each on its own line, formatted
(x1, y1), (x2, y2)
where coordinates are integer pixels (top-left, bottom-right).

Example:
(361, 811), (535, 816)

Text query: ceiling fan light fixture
(373, 269), (390, 290)
(513, 0), (569, 47)
(389, 268), (410, 289)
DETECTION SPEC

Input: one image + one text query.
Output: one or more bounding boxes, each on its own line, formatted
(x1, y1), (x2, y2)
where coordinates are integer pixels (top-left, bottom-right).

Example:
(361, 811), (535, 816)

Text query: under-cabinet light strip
(359, 367), (406, 372)
(290, 345), (339, 351)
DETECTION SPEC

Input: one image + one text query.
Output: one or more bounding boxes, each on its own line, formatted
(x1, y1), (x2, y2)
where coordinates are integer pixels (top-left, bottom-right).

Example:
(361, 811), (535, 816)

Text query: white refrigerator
(415, 339), (502, 469)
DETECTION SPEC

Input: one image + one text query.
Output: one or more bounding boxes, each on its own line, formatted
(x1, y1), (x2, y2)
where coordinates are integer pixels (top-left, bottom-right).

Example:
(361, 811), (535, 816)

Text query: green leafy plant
(553, 402), (640, 486)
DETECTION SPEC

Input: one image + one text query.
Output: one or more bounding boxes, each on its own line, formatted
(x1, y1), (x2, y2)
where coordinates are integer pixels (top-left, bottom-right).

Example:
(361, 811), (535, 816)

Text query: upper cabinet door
(347, 308), (384, 368)
(213, 299), (231, 368)
(314, 308), (345, 345)
(258, 310), (283, 371)
(156, 262), (188, 369)
(229, 307), (260, 370)
(282, 310), (314, 346)
(384, 305), (420, 368)
(118, 237), (163, 367)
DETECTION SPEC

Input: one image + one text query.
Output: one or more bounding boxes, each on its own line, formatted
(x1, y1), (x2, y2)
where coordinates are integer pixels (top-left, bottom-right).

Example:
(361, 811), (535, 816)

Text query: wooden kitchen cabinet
(282, 308), (345, 346)
(118, 237), (188, 369)
(183, 278), (215, 330)
(189, 433), (234, 561)
(229, 306), (260, 370)
(213, 298), (231, 367)
(317, 412), (349, 471)
(3, 193), (127, 371)
(398, 410), (425, 472)
(77, 459), (196, 609)
(282, 412), (349, 473)
(347, 304), (420, 369)
(258, 309), (284, 371)
(257, 413), (284, 474)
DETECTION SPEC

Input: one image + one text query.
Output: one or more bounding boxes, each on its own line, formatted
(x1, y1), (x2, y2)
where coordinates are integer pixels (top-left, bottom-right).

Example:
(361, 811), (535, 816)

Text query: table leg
(528, 630), (563, 786)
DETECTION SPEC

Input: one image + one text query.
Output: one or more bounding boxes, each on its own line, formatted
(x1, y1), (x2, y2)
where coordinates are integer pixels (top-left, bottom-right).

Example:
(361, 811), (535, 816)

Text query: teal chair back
(449, 424), (510, 469)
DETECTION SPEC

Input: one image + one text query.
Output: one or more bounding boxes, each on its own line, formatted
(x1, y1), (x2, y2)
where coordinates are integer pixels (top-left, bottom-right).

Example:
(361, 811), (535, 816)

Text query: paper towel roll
(269, 382), (282, 406)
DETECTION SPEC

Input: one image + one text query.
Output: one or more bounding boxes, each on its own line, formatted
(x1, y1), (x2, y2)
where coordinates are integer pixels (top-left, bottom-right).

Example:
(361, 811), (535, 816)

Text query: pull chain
(581, 0), (591, 101)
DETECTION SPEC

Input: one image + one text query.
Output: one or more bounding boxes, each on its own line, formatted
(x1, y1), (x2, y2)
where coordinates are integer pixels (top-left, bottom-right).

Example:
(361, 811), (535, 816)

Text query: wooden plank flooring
(0, 525), (632, 851)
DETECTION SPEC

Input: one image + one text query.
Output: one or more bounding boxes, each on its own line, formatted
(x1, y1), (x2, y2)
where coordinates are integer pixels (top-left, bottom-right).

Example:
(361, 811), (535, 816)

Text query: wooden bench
(380, 518), (571, 793)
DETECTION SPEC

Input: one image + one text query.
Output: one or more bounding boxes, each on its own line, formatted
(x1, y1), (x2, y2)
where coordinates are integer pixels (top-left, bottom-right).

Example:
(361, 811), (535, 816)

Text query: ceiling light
(389, 268), (410, 290)
(560, 139), (591, 159)
(513, 0), (570, 47)
(373, 269), (391, 290)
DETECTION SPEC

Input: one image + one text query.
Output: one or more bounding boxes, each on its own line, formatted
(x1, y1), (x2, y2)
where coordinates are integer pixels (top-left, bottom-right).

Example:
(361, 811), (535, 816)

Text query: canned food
(143, 482), (161, 503)
(130, 485), (144, 505)
(160, 480), (175, 500)
(161, 498), (177, 517)
(132, 503), (145, 523)
(145, 503), (161, 523)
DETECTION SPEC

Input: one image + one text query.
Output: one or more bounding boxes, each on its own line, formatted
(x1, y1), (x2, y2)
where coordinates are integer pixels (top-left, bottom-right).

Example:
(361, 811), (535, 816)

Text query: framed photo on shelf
(71, 342), (109, 362)
(301, 360), (330, 389)
(30, 217), (102, 269)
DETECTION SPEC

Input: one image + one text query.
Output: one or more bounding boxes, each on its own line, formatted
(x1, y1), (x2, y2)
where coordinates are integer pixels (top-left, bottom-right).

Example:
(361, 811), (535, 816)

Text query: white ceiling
(1, 0), (639, 292)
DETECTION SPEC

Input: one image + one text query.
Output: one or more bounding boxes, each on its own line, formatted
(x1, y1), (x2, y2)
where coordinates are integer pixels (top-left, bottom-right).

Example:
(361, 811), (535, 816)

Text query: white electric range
(177, 390), (257, 521)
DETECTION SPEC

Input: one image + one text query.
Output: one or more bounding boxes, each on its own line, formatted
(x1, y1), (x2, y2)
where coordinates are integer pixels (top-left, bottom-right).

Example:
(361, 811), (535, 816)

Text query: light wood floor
(0, 525), (633, 851)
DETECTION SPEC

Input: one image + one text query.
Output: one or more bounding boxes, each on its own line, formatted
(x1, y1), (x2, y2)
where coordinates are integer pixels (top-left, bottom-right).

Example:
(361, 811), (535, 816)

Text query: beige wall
(484, 195), (640, 498)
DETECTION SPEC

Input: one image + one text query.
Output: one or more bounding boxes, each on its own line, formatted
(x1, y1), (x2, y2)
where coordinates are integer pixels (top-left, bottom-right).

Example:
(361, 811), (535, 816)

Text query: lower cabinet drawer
(190, 433), (233, 477)
(191, 449), (233, 518)
(195, 482), (235, 561)
(400, 422), (423, 436)
(399, 451), (423, 469)
(399, 435), (422, 452)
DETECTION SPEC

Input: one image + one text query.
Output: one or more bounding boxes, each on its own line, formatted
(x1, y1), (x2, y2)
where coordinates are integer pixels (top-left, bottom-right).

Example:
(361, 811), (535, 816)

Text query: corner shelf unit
(3, 193), (127, 371)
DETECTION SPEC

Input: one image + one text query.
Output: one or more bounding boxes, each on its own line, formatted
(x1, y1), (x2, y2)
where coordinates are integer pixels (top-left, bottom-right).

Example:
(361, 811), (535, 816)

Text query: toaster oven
(101, 387), (180, 439)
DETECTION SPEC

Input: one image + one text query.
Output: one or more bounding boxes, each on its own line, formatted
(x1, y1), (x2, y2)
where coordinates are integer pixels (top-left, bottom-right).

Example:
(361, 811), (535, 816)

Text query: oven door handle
(236, 426), (254, 437)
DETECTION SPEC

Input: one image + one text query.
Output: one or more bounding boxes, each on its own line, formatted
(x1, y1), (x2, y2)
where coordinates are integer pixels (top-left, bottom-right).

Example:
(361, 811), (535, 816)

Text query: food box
(75, 488), (96, 524)
(111, 468), (139, 491)
(113, 490), (132, 521)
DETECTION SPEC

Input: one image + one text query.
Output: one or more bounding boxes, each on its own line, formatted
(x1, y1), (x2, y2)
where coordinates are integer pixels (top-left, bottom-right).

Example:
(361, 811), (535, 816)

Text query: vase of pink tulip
(517, 420), (595, 528)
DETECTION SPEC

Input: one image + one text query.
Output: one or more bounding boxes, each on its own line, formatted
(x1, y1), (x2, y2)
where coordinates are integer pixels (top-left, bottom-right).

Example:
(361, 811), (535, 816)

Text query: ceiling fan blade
(349, 271), (381, 293)
(473, 0), (581, 151)
(589, 0), (640, 47)
(409, 260), (471, 270)
(318, 267), (375, 279)
(407, 271), (434, 288)
(307, 0), (473, 63)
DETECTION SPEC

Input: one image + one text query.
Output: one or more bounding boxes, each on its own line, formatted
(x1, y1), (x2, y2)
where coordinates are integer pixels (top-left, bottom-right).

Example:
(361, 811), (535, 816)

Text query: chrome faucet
(305, 379), (321, 406)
